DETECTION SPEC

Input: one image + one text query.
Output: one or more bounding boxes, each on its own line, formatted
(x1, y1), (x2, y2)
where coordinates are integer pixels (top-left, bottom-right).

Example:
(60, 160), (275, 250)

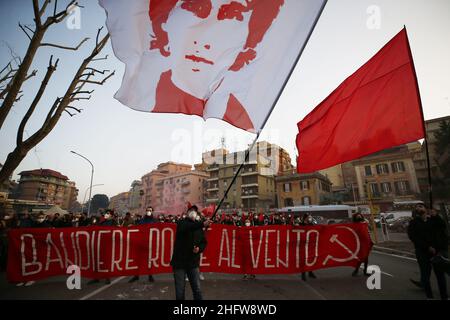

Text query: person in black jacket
(301, 213), (317, 281)
(128, 206), (156, 283)
(408, 203), (448, 300)
(351, 212), (370, 276)
(87, 211), (116, 285)
(171, 205), (211, 300)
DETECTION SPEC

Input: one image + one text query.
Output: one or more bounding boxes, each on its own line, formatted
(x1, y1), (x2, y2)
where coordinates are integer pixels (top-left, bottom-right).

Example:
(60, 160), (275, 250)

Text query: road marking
(372, 250), (417, 262)
(79, 276), (126, 300)
(301, 281), (327, 300)
(360, 266), (394, 278)
(373, 245), (415, 257)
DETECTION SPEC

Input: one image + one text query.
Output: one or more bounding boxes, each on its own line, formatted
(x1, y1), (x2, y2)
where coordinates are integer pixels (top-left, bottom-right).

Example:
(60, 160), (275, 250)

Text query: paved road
(1, 250), (448, 300)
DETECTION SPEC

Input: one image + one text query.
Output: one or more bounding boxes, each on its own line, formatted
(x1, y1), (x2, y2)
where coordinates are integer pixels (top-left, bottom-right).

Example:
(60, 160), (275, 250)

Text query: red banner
(7, 223), (372, 282)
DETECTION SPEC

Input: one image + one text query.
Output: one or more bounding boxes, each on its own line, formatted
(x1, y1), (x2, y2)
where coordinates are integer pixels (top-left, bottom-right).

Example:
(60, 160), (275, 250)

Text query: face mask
(307, 218), (313, 223)
(188, 211), (197, 221)
(195, 215), (201, 222)
(37, 218), (45, 223)
(245, 222), (251, 227)
(104, 214), (111, 220)
(92, 219), (97, 224)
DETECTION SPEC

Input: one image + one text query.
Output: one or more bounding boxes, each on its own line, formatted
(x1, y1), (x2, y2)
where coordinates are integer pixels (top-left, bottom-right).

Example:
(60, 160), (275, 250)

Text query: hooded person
(170, 204), (211, 300)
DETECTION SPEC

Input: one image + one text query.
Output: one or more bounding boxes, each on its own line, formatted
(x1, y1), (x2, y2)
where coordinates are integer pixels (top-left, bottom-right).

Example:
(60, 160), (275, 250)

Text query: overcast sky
(0, 0), (449, 202)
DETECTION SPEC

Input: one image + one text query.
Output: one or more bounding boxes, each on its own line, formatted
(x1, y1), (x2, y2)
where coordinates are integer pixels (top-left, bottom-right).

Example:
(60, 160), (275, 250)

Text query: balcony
(207, 187), (219, 192)
(181, 180), (190, 186)
(206, 164), (219, 172)
(206, 198), (219, 202)
(241, 195), (258, 199)
(206, 177), (219, 182)
(241, 183), (258, 188)
(241, 167), (258, 176)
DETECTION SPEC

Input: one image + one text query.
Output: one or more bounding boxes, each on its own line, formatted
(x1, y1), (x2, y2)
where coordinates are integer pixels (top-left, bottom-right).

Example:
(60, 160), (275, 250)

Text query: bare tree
(0, 0), (114, 185)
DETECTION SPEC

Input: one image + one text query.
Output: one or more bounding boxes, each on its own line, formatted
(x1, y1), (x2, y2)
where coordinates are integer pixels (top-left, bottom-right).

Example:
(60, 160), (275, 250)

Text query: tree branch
(19, 23), (33, 41)
(32, 0), (41, 28)
(91, 55), (108, 62)
(44, 0), (78, 27)
(16, 55), (59, 147)
(64, 110), (75, 117)
(41, 37), (89, 51)
(39, 0), (51, 17)
(66, 106), (82, 113)
(85, 67), (111, 75)
(78, 71), (115, 85)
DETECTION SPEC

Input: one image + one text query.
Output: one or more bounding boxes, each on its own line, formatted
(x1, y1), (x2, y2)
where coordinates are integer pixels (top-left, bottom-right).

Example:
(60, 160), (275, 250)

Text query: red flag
(201, 204), (216, 218)
(296, 28), (425, 173)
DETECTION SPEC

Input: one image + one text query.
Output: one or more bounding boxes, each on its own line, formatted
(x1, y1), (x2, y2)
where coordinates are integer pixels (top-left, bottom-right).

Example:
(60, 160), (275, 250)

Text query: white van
(377, 211), (412, 224)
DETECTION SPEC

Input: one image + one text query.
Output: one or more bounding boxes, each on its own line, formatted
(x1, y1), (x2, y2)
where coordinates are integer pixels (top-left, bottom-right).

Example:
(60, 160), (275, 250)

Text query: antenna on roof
(220, 136), (226, 149)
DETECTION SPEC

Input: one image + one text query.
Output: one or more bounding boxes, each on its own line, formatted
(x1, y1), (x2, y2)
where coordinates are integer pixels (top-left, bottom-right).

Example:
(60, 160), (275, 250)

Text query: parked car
(388, 216), (413, 232)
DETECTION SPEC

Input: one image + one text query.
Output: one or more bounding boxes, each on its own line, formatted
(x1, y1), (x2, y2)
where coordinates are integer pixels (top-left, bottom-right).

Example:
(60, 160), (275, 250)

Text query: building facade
(16, 169), (78, 210)
(203, 142), (292, 211)
(414, 116), (450, 199)
(352, 144), (421, 211)
(140, 162), (192, 211)
(128, 180), (142, 211)
(109, 191), (130, 215)
(275, 171), (332, 207)
(156, 170), (209, 214)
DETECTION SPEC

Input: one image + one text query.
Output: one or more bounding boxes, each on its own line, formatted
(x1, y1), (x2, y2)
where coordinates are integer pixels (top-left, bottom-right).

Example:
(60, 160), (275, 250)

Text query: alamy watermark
(366, 5), (381, 30)
(366, 265), (381, 290)
(66, 265), (81, 290)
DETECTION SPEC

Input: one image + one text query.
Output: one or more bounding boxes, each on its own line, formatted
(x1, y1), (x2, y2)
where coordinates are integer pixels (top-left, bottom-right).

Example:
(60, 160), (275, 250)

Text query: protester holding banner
(351, 212), (370, 277)
(129, 206), (156, 283)
(87, 211), (117, 285)
(33, 212), (52, 228)
(18, 212), (34, 228)
(301, 213), (318, 281)
(171, 205), (211, 300)
(242, 219), (256, 281)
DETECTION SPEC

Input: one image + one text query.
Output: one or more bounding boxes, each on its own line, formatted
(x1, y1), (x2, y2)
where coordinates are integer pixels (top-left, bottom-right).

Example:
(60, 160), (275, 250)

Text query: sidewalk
(371, 230), (415, 257)
(372, 229), (450, 257)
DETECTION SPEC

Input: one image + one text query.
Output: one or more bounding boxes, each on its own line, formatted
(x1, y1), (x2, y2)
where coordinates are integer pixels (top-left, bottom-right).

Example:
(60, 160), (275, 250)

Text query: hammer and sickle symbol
(323, 226), (361, 265)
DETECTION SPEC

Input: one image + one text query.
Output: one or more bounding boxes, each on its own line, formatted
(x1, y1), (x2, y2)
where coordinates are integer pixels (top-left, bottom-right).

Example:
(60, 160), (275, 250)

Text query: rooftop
(19, 169), (69, 181)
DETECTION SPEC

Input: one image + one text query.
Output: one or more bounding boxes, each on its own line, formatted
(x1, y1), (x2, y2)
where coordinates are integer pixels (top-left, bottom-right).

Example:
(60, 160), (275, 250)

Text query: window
(364, 166), (372, 176)
(283, 183), (291, 193)
(284, 198), (294, 207)
(369, 183), (379, 196)
(381, 182), (392, 193)
(391, 161), (406, 173)
(301, 181), (309, 190)
(376, 164), (389, 175)
(394, 181), (410, 194)
(302, 196), (311, 205)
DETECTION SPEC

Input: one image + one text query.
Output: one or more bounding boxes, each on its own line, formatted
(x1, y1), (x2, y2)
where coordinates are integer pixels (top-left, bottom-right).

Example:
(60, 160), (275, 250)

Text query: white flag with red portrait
(99, 0), (326, 132)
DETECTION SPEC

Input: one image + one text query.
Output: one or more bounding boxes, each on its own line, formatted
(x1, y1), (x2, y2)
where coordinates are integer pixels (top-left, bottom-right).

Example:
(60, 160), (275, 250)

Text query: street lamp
(81, 184), (104, 214)
(71, 151), (94, 217)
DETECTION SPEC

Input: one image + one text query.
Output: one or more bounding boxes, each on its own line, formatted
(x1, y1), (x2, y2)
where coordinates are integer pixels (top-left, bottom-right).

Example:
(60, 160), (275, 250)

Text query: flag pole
(211, 1), (329, 219)
(403, 26), (433, 209)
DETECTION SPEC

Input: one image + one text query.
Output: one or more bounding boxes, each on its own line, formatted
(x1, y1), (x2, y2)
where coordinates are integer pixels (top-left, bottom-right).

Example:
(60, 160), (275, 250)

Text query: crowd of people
(1, 203), (448, 300)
